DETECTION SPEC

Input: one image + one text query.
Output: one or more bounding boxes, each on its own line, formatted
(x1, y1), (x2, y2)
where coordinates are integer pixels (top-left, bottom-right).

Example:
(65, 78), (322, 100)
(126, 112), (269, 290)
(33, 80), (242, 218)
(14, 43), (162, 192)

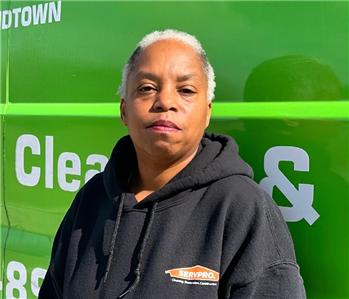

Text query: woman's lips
(147, 120), (180, 132)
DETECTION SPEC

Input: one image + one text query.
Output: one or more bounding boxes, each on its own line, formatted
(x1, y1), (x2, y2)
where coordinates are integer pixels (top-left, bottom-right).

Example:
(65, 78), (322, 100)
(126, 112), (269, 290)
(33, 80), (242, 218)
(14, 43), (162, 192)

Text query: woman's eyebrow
(134, 72), (158, 81)
(133, 72), (198, 82)
(177, 74), (198, 82)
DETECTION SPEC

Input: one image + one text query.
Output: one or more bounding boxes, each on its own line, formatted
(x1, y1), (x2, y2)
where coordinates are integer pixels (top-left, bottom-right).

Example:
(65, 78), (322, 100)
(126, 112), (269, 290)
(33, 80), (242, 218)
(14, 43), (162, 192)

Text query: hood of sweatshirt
(101, 132), (253, 297)
(103, 132), (253, 208)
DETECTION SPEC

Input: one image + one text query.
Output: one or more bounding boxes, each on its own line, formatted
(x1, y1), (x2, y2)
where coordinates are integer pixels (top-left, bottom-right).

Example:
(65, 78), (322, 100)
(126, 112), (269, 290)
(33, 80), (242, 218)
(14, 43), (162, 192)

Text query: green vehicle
(1, 1), (348, 298)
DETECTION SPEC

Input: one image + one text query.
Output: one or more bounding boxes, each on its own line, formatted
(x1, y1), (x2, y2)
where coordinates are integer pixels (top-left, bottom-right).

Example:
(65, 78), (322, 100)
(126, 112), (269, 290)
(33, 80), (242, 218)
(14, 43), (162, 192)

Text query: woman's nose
(153, 89), (178, 112)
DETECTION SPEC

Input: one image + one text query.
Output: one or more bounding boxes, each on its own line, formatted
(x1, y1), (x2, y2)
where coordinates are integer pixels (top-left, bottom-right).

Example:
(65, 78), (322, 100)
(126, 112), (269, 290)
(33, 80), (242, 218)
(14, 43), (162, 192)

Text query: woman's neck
(131, 149), (197, 202)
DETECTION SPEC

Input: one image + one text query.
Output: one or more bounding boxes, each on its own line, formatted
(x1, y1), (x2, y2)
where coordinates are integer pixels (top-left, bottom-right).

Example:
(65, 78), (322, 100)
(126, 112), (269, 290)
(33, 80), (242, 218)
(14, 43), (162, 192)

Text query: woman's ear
(120, 99), (127, 126)
(205, 102), (212, 128)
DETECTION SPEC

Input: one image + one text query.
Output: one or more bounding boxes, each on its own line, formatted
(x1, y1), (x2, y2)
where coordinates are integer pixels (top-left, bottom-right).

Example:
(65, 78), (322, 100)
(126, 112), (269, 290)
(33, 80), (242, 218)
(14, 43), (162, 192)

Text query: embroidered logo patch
(165, 265), (219, 281)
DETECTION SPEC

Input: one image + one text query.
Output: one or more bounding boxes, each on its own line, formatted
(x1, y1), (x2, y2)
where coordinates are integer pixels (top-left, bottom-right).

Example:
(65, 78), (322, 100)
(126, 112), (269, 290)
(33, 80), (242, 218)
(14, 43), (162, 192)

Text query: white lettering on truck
(5, 261), (46, 298)
(15, 134), (108, 192)
(15, 134), (41, 187)
(260, 146), (320, 225)
(0, 1), (61, 30)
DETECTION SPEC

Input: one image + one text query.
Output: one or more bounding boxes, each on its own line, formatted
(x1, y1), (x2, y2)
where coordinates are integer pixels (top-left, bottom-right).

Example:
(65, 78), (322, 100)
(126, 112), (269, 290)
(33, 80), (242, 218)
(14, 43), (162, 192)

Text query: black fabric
(39, 133), (306, 299)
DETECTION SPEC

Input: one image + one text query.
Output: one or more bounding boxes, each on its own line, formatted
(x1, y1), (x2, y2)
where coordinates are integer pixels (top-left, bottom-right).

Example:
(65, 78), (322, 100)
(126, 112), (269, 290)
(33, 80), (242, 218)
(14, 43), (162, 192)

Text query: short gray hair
(117, 29), (216, 103)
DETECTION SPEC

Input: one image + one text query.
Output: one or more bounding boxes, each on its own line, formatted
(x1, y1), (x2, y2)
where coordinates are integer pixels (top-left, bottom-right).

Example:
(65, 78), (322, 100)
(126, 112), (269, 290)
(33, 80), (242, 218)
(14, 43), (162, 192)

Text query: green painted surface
(2, 113), (349, 298)
(2, 229), (49, 299)
(3, 114), (126, 236)
(1, 1), (348, 298)
(2, 101), (349, 118)
(209, 117), (349, 298)
(6, 1), (349, 103)
(0, 114), (4, 294)
(0, 104), (6, 115)
(0, 0), (9, 106)
(0, 133), (5, 256)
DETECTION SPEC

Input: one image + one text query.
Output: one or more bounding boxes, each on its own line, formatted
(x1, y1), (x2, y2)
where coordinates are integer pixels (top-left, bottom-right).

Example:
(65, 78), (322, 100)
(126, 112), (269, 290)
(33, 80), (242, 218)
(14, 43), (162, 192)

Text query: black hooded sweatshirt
(39, 133), (306, 299)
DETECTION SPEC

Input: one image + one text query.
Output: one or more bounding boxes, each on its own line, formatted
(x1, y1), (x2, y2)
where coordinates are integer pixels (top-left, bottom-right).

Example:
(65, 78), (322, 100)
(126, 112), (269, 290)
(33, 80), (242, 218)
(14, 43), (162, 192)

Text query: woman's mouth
(147, 120), (180, 132)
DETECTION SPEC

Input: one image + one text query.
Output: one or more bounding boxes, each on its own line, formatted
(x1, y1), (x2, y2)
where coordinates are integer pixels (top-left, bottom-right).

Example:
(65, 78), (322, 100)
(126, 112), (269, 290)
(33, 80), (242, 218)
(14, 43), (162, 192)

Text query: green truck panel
(1, 1), (348, 298)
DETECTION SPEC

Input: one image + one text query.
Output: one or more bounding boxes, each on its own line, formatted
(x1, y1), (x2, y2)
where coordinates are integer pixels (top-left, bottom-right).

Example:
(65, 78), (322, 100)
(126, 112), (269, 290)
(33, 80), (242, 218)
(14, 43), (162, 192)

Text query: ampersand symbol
(260, 146), (320, 225)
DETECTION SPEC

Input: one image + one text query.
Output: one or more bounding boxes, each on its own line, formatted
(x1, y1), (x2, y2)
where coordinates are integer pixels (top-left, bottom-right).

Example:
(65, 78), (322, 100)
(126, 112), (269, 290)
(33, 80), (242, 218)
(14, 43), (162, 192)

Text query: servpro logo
(165, 265), (219, 281)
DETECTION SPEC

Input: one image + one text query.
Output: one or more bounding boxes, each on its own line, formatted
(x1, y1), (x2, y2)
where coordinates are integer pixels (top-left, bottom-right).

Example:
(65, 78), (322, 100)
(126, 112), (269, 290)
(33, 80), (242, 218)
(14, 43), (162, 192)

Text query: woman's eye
(180, 88), (195, 94)
(138, 86), (154, 92)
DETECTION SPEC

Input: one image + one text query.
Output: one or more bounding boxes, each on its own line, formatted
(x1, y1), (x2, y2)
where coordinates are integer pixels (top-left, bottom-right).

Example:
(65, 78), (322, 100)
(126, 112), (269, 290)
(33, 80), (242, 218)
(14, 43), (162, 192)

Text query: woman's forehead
(129, 40), (206, 81)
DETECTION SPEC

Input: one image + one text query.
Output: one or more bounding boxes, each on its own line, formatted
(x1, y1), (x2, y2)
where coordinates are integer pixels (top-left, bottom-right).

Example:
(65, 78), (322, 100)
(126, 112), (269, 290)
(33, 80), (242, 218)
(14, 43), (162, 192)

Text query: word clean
(15, 134), (108, 192)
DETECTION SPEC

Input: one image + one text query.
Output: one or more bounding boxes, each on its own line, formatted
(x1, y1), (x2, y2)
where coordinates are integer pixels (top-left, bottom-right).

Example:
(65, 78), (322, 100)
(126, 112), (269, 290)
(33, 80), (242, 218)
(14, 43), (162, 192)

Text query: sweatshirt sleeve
(38, 190), (81, 299)
(229, 262), (306, 298)
(219, 179), (306, 299)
